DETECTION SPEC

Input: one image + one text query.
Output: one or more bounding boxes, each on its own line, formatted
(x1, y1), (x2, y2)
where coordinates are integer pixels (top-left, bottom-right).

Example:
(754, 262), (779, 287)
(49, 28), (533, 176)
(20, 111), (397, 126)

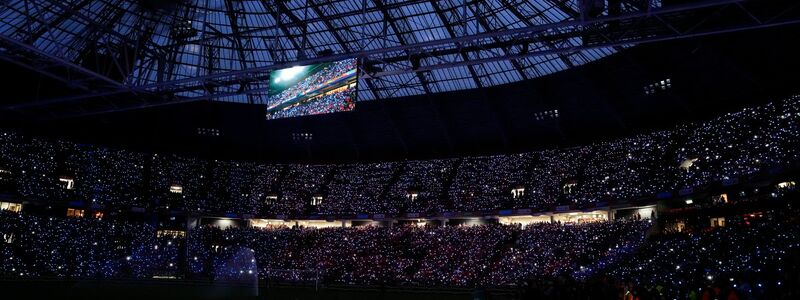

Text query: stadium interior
(1, 0), (800, 299)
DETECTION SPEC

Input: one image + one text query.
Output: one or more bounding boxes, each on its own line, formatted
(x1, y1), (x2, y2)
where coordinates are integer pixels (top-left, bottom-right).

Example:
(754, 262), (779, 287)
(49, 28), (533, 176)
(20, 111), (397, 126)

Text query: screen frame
(265, 58), (360, 120)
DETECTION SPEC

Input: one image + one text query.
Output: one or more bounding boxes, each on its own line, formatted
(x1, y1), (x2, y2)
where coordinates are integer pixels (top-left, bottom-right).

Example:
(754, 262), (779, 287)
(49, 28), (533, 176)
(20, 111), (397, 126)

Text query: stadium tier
(2, 207), (799, 299)
(1, 96), (799, 217)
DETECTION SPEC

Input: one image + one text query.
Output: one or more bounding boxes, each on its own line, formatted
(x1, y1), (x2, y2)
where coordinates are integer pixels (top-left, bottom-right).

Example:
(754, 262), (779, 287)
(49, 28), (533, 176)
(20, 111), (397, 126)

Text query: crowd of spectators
(0, 133), (148, 208)
(267, 88), (356, 120)
(672, 100), (800, 190)
(449, 153), (533, 212)
(0, 210), (182, 279)
(324, 162), (398, 214)
(208, 161), (281, 215)
(273, 164), (331, 214)
(604, 219), (800, 299)
(2, 207), (798, 299)
(150, 154), (209, 211)
(1, 96), (800, 217)
(384, 159), (455, 214)
(580, 131), (676, 203)
(188, 220), (653, 287)
(526, 147), (593, 208)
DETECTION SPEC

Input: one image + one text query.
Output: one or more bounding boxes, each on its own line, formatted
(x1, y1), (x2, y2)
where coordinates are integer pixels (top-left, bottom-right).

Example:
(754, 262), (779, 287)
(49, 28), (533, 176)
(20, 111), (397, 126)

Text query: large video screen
(266, 58), (358, 120)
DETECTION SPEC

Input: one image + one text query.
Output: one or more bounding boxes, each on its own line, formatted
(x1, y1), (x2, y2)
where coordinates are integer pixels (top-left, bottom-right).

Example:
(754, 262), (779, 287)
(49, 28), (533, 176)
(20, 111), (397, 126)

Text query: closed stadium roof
(1, 0), (798, 118)
(0, 0), (625, 104)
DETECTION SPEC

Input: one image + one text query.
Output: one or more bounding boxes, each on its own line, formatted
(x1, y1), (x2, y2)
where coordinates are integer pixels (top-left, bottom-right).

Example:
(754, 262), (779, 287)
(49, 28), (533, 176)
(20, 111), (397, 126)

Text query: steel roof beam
(467, 0), (530, 82)
(22, 0), (94, 44)
(6, 0), (788, 111)
(372, 18), (800, 77)
(500, 0), (574, 70)
(166, 0), (433, 47)
(0, 33), (127, 89)
(372, 0), (434, 95)
(253, 0), (305, 62)
(308, 0), (353, 53)
(5, 0), (162, 61)
(135, 0), (754, 87)
(224, 0), (251, 71)
(429, 0), (485, 88)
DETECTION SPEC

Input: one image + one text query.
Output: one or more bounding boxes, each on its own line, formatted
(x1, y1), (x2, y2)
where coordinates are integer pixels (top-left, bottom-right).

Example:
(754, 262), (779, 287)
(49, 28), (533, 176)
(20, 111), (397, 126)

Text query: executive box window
(0, 201), (22, 212)
(157, 230), (186, 238)
(66, 208), (84, 218)
(58, 176), (75, 190)
(406, 190), (419, 202)
(310, 195), (323, 206)
(511, 187), (525, 199)
(169, 184), (183, 194)
(265, 194), (278, 205)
